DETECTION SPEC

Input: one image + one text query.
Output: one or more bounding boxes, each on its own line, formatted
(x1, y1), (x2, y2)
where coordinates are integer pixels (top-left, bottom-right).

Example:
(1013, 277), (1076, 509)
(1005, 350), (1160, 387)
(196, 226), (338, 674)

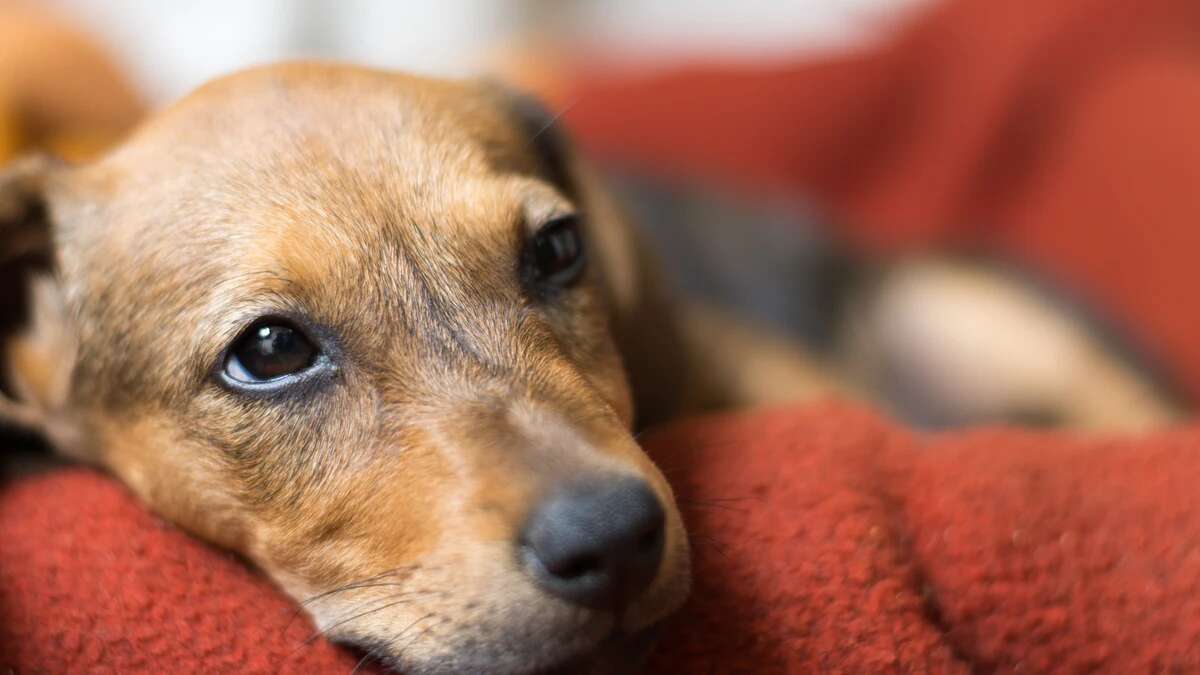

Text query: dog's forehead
(63, 64), (552, 242)
(116, 63), (525, 172)
(98, 67), (541, 228)
(70, 64), (562, 280)
(55, 64), (574, 380)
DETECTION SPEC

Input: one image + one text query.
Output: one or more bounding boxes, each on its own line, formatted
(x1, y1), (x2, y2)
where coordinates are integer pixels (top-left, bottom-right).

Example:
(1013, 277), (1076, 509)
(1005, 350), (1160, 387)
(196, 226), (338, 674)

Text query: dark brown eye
(526, 215), (586, 289)
(224, 322), (318, 383)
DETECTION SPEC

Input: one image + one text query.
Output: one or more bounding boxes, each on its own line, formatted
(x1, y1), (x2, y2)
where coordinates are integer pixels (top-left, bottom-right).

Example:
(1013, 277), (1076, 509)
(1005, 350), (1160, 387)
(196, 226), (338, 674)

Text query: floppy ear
(0, 154), (79, 449)
(503, 92), (691, 427)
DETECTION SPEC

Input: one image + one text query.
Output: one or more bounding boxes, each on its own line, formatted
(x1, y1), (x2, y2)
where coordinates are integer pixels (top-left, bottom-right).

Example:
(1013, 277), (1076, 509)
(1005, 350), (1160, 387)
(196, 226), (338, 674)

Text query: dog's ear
(0, 155), (56, 263)
(0, 154), (79, 449)
(501, 91), (690, 427)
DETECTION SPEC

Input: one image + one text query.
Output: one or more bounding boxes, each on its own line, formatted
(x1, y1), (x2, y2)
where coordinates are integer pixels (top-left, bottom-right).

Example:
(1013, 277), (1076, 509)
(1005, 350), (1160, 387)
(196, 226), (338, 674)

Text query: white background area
(47, 0), (931, 103)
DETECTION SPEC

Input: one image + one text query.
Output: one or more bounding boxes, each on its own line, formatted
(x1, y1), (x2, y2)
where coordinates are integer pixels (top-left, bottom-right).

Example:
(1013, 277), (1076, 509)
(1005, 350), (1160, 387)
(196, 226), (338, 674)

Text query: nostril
(551, 553), (601, 580)
(519, 477), (668, 609)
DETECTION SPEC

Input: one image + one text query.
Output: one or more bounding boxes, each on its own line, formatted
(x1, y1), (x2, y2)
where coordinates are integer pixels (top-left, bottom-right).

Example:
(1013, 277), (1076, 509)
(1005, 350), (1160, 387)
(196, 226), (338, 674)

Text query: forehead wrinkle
(394, 173), (530, 286)
(204, 153), (407, 299)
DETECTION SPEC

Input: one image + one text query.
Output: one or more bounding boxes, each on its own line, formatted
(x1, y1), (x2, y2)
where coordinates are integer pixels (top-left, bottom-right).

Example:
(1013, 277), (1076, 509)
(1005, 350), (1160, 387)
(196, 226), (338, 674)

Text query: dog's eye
(526, 215), (586, 289)
(224, 322), (318, 383)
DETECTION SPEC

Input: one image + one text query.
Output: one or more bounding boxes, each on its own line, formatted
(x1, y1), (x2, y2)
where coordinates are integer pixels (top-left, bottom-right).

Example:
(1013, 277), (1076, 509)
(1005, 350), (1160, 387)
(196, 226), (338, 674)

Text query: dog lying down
(0, 63), (841, 674)
(5, 58), (1180, 674)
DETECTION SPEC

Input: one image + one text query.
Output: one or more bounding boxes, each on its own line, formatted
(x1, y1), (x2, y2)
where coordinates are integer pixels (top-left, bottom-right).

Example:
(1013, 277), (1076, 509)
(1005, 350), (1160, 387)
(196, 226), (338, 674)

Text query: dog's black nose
(520, 477), (666, 609)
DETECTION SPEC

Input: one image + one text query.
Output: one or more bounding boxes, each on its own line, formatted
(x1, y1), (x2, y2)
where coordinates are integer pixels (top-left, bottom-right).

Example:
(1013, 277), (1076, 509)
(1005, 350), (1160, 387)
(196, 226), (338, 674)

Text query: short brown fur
(0, 63), (738, 673)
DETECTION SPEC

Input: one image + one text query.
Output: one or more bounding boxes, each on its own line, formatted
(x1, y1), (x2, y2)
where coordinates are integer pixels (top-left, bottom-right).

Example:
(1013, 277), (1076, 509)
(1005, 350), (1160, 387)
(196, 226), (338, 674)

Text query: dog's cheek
(586, 342), (635, 428)
(252, 441), (455, 597)
(560, 326), (634, 427)
(556, 289), (636, 428)
(92, 412), (251, 550)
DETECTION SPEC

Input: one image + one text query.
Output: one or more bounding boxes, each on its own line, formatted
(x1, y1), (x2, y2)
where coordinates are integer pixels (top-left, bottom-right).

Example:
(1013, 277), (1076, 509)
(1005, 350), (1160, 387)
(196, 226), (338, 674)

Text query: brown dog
(0, 62), (843, 673)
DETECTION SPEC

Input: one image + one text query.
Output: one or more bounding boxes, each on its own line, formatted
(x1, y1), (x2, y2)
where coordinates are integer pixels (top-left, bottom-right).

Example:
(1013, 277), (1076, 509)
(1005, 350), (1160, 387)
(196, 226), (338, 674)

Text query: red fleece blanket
(5, 403), (1200, 672)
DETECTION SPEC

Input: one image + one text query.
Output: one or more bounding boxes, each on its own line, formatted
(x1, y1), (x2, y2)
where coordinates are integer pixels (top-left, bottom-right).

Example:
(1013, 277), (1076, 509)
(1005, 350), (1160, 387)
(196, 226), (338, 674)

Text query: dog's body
(0, 62), (838, 673)
(0, 4), (142, 162)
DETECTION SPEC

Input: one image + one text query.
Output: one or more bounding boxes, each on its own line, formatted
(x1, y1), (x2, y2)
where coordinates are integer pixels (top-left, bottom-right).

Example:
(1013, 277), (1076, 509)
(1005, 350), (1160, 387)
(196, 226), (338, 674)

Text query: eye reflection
(224, 321), (318, 383)
(526, 214), (586, 288)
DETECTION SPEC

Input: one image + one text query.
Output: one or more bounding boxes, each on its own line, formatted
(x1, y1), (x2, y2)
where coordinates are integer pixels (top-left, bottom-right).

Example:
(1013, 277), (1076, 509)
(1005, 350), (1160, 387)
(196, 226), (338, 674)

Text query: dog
(0, 61), (849, 673)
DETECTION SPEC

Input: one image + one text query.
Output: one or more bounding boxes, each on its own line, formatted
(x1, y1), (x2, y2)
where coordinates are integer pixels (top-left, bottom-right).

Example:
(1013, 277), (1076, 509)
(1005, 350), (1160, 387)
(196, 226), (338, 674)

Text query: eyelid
(207, 309), (343, 398)
(519, 184), (576, 233)
(215, 351), (338, 400)
(203, 301), (304, 365)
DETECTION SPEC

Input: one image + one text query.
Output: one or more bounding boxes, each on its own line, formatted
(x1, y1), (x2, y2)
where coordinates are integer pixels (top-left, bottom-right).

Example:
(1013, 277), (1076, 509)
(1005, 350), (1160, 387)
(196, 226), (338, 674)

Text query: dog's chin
(536, 626), (661, 675)
(355, 623), (661, 675)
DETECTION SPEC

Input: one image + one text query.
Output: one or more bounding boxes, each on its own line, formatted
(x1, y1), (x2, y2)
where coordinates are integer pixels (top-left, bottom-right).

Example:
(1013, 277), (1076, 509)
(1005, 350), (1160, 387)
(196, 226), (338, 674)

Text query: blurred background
(48, 0), (929, 102)
(4, 0), (1199, 434)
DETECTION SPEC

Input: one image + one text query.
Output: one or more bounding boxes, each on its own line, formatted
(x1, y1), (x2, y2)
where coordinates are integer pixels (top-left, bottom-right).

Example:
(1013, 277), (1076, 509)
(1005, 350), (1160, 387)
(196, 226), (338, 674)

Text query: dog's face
(0, 64), (689, 673)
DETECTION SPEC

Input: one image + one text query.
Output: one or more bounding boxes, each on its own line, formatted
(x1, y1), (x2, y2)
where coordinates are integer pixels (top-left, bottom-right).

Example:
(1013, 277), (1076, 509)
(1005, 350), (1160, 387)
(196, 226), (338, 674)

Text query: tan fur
(0, 63), (702, 673)
(0, 3), (142, 162)
(842, 258), (1183, 431)
(678, 302), (854, 411)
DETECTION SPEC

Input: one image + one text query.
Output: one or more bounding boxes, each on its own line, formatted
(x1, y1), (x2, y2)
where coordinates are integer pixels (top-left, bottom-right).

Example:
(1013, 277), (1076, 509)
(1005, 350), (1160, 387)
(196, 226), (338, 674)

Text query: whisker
(305, 589), (439, 645)
(688, 533), (731, 559)
(528, 98), (580, 143)
(676, 498), (751, 514)
(688, 494), (756, 504)
(285, 593), (413, 668)
(300, 580), (414, 608)
(392, 612), (440, 655)
(284, 565), (421, 631)
(349, 651), (374, 675)
(299, 565), (420, 605)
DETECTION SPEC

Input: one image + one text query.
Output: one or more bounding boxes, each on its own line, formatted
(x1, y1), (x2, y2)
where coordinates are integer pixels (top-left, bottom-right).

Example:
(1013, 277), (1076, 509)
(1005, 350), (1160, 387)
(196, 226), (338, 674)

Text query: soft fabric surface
(5, 403), (1200, 672)
(562, 0), (1200, 404)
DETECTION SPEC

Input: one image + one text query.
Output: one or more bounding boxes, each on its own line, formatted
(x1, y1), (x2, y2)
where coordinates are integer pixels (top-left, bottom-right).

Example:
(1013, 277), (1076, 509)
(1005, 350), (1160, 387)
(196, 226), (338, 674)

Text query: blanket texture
(4, 403), (1200, 672)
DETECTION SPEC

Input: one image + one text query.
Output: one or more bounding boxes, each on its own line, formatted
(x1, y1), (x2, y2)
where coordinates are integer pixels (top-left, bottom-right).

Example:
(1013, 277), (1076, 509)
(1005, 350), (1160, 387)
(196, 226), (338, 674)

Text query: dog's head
(0, 63), (689, 673)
